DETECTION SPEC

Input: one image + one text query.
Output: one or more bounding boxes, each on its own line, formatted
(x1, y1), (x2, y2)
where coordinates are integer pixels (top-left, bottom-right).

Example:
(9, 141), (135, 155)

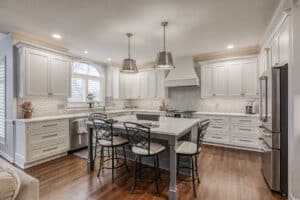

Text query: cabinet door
(212, 63), (227, 96)
(271, 34), (279, 66)
(139, 71), (149, 98)
(148, 70), (157, 98)
(278, 23), (289, 64)
(50, 55), (70, 96)
(201, 64), (213, 98)
(25, 48), (50, 96)
(125, 74), (140, 99)
(228, 62), (242, 96)
(112, 67), (120, 99)
(157, 70), (168, 99)
(119, 74), (126, 99)
(242, 60), (258, 96)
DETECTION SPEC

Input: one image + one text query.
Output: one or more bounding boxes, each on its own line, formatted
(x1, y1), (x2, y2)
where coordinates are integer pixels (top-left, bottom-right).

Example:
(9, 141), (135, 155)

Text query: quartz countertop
(14, 109), (258, 123)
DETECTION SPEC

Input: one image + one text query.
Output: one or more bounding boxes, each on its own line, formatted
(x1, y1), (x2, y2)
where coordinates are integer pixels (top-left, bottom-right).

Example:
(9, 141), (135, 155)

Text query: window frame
(68, 61), (105, 103)
(0, 55), (6, 144)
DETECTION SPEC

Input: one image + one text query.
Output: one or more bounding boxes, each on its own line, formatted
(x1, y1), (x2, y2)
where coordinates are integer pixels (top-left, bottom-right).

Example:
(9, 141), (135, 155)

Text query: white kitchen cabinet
(140, 71), (149, 98)
(112, 67), (120, 99)
(278, 21), (289, 65)
(50, 55), (70, 96)
(124, 73), (140, 99)
(17, 43), (71, 98)
(119, 74), (126, 99)
(258, 49), (269, 77)
(212, 63), (227, 96)
(271, 33), (279, 67)
(201, 64), (213, 98)
(242, 60), (258, 96)
(24, 48), (49, 96)
(156, 70), (168, 99)
(228, 62), (242, 96)
(148, 70), (157, 98)
(15, 119), (70, 169)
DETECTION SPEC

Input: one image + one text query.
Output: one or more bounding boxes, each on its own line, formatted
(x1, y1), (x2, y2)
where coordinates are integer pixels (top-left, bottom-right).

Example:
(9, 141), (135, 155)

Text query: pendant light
(121, 33), (138, 73)
(154, 21), (174, 69)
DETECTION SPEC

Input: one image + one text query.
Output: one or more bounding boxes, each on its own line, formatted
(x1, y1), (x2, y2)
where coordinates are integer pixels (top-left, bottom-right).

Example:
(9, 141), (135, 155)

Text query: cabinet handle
(42, 134), (58, 139)
(212, 126), (223, 129)
(213, 94), (216, 96)
(42, 123), (58, 127)
(239, 139), (251, 143)
(42, 146), (58, 152)
(212, 136), (223, 139)
(240, 128), (252, 131)
(240, 120), (252, 122)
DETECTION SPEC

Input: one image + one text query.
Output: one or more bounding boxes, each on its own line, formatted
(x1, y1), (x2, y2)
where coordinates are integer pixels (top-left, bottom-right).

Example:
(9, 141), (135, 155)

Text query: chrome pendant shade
(121, 33), (138, 73)
(155, 22), (174, 70)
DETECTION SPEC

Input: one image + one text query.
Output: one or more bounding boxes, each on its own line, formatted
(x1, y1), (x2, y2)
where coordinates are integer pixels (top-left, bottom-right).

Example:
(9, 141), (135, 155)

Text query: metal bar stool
(175, 119), (210, 197)
(124, 122), (166, 196)
(90, 113), (129, 182)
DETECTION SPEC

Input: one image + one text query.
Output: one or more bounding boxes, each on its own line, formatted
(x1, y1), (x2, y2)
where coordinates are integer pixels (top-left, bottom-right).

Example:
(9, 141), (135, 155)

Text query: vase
(24, 112), (32, 119)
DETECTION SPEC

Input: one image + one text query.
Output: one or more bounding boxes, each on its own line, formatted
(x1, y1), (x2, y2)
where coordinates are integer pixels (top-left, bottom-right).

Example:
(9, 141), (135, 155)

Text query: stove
(165, 110), (196, 118)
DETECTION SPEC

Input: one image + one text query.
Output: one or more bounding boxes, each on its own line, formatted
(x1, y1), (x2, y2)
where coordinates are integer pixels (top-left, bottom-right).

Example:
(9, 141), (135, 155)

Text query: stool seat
(132, 142), (166, 156)
(99, 136), (128, 147)
(175, 141), (201, 155)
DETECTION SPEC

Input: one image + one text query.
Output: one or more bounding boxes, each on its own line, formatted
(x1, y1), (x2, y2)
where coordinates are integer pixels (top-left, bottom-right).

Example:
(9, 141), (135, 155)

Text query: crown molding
(193, 46), (259, 62)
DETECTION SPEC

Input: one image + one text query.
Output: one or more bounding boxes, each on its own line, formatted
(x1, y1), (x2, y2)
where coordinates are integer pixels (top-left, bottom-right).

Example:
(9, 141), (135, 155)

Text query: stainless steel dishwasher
(69, 117), (88, 151)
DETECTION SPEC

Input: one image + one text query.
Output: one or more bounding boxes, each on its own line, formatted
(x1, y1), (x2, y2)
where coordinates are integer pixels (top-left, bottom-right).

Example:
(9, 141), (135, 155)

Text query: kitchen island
(87, 115), (200, 200)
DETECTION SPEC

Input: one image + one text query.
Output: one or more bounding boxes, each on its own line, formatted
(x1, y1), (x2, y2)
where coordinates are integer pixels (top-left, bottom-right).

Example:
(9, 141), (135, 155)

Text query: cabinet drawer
(231, 117), (257, 126)
(30, 140), (68, 161)
(30, 130), (68, 144)
(204, 134), (230, 144)
(233, 131), (258, 139)
(207, 129), (227, 136)
(210, 117), (228, 129)
(28, 119), (69, 135)
(232, 137), (259, 149)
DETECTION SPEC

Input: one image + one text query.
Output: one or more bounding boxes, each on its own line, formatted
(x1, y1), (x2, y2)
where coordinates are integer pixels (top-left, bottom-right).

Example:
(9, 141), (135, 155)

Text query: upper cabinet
(17, 44), (71, 97)
(200, 57), (258, 98)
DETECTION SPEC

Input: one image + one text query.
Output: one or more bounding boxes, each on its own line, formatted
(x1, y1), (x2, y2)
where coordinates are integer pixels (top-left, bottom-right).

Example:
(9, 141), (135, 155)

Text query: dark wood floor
(25, 146), (286, 200)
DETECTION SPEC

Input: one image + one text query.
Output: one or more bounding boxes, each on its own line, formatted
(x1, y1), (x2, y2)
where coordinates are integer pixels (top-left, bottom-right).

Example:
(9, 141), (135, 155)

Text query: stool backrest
(197, 119), (210, 151)
(123, 122), (151, 155)
(90, 113), (114, 144)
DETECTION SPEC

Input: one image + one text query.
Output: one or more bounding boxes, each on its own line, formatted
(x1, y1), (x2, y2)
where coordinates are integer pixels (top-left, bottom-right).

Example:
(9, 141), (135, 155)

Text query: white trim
(198, 55), (258, 65)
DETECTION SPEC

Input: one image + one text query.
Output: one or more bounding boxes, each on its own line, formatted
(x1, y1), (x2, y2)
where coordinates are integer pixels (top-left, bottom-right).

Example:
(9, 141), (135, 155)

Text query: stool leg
(122, 145), (130, 173)
(97, 146), (103, 177)
(191, 156), (197, 197)
(195, 155), (200, 184)
(138, 156), (142, 179)
(156, 154), (161, 180)
(94, 139), (98, 161)
(131, 156), (138, 193)
(177, 155), (180, 176)
(112, 147), (115, 183)
(153, 155), (160, 196)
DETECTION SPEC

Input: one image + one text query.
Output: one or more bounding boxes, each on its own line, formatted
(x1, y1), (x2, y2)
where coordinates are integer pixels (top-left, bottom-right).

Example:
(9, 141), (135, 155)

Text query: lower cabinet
(196, 114), (261, 151)
(15, 119), (70, 169)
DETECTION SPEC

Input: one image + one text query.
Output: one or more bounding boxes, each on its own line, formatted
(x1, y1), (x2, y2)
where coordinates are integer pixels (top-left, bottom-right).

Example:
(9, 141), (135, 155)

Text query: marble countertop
(14, 109), (258, 123)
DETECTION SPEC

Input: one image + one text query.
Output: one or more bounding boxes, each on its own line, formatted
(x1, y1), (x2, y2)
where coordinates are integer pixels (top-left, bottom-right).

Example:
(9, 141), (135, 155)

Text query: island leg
(169, 137), (177, 200)
(87, 126), (94, 172)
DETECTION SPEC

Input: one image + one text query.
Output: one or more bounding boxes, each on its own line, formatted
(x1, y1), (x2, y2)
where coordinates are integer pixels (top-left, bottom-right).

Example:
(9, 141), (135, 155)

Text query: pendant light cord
(163, 24), (166, 51)
(126, 33), (132, 59)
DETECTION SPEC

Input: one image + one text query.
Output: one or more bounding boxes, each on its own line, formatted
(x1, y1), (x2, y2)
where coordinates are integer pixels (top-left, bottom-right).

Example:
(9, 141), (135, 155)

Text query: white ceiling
(0, 0), (279, 64)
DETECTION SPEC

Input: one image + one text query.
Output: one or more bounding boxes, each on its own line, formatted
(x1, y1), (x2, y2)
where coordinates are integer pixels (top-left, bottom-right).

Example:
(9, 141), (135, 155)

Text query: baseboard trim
(0, 151), (14, 163)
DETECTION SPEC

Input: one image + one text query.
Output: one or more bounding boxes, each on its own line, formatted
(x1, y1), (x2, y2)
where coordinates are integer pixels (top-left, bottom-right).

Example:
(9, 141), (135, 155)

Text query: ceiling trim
(193, 45), (259, 62)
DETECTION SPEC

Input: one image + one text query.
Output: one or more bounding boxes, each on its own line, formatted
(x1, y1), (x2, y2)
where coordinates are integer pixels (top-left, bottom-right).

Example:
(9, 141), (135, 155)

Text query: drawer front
(232, 137), (260, 149)
(210, 117), (228, 130)
(30, 130), (69, 144)
(204, 133), (230, 144)
(28, 119), (69, 135)
(30, 136), (69, 161)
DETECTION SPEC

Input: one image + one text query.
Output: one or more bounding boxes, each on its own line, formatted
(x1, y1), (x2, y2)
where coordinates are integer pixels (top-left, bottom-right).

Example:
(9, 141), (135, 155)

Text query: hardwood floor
(25, 146), (286, 200)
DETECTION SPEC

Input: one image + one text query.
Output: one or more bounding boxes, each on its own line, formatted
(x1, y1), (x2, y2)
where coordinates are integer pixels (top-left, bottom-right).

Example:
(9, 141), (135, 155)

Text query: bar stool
(124, 122), (166, 196)
(175, 119), (210, 197)
(91, 114), (129, 182)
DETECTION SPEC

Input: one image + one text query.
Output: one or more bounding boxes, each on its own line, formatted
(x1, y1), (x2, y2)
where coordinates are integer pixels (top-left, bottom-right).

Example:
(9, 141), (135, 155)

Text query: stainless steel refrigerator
(259, 64), (288, 195)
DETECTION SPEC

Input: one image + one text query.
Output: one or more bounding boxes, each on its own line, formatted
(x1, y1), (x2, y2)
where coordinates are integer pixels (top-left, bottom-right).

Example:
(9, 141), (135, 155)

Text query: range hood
(164, 56), (199, 87)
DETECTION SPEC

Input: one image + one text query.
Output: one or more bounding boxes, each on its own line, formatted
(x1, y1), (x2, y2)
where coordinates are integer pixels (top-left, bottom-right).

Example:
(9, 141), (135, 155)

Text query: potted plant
(22, 101), (33, 119)
(86, 93), (95, 108)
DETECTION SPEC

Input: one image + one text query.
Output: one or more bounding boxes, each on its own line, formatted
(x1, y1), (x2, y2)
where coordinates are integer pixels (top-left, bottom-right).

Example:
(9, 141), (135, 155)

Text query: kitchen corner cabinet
(17, 43), (71, 98)
(200, 57), (258, 98)
(106, 65), (120, 99)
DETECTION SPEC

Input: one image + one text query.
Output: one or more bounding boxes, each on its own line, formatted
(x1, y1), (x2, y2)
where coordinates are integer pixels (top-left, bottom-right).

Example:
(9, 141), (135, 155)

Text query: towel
(74, 118), (87, 145)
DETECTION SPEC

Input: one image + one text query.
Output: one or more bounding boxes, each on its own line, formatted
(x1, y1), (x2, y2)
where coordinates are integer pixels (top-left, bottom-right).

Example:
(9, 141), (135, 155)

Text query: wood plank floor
(25, 146), (286, 200)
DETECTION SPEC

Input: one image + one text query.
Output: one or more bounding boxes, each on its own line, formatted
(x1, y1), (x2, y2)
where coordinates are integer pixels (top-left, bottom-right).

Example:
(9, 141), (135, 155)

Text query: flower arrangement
(86, 92), (95, 102)
(22, 101), (33, 119)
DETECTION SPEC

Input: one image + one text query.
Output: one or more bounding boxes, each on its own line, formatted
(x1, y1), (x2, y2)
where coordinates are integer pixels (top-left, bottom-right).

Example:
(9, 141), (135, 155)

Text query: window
(0, 56), (6, 144)
(69, 62), (104, 102)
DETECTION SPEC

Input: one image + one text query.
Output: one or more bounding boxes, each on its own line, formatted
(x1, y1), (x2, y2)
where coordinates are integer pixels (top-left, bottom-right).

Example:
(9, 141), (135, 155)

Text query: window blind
(0, 56), (6, 143)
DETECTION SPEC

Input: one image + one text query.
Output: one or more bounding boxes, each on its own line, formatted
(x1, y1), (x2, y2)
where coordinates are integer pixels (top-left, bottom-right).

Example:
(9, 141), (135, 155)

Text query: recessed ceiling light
(84, 50), (88, 54)
(227, 44), (234, 49)
(107, 57), (112, 61)
(52, 33), (62, 39)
